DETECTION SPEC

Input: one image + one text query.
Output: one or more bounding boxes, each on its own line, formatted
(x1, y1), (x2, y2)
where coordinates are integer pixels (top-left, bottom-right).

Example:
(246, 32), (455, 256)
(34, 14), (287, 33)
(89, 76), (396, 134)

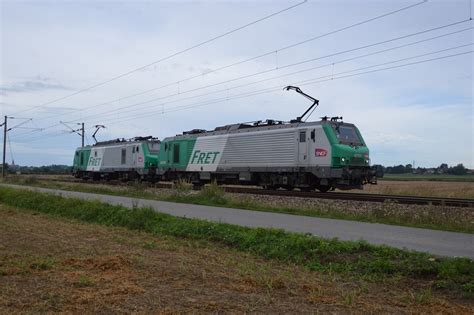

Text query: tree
(438, 163), (449, 173)
(448, 164), (467, 176)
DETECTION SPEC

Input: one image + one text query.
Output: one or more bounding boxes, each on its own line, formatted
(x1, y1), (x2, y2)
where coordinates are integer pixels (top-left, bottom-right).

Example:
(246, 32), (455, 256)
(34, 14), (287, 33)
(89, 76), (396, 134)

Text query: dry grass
(0, 204), (472, 313)
(354, 181), (474, 199)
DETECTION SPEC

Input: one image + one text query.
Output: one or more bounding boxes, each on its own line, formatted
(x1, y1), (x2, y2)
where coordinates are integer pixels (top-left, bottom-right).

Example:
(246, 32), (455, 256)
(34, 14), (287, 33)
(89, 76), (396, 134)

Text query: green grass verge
(0, 186), (472, 296)
(2, 177), (473, 234)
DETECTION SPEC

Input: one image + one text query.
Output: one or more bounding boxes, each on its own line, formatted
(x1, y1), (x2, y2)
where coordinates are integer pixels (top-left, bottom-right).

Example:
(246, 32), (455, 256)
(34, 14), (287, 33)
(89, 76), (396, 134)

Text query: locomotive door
(298, 130), (308, 165)
(132, 145), (138, 168)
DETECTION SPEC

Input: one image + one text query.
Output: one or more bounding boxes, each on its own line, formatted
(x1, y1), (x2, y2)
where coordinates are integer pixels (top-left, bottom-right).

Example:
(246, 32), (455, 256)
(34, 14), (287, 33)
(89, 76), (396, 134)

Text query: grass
(3, 176), (472, 233)
(0, 186), (473, 297)
(382, 173), (474, 182)
(3, 204), (470, 312)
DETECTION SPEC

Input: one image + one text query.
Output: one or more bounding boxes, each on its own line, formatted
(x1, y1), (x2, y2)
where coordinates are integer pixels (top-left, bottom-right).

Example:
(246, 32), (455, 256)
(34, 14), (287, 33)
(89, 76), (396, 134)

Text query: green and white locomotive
(72, 136), (160, 181)
(72, 87), (379, 191)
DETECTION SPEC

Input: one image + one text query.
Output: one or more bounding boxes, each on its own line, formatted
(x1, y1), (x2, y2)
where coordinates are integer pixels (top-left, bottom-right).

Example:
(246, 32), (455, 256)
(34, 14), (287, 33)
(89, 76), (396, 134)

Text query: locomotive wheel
(262, 185), (277, 190)
(317, 185), (331, 193)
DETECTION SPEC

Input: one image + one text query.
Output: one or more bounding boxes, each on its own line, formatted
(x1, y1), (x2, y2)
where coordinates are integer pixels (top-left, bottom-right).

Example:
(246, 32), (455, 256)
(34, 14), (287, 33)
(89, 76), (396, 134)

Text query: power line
(10, 0), (308, 116)
(16, 49), (472, 144)
(88, 47), (474, 126)
(26, 20), (471, 134)
(29, 0), (429, 126)
(13, 28), (472, 141)
(81, 25), (474, 122)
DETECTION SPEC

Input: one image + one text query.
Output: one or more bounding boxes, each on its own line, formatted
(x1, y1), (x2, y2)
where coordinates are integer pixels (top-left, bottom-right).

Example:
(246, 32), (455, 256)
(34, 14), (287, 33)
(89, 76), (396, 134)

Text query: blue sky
(0, 0), (472, 168)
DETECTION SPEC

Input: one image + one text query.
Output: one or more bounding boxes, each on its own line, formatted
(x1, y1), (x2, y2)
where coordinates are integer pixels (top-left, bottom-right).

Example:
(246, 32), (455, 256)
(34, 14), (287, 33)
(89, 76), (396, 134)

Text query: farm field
(381, 174), (474, 182)
(0, 200), (473, 313)
(356, 180), (474, 199)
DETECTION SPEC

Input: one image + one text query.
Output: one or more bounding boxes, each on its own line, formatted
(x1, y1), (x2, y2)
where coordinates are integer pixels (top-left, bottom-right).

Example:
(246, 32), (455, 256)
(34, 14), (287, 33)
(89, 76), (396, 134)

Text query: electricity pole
(60, 121), (85, 147)
(1, 116), (7, 177)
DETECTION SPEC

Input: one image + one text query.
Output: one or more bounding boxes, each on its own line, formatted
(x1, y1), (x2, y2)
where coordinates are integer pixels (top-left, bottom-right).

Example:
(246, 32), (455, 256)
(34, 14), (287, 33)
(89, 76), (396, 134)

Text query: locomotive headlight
(341, 157), (346, 163)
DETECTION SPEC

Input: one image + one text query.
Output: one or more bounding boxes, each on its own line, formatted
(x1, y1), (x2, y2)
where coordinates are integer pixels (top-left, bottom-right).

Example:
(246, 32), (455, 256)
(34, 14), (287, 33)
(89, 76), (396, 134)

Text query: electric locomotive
(72, 136), (160, 181)
(155, 86), (378, 191)
(72, 86), (379, 191)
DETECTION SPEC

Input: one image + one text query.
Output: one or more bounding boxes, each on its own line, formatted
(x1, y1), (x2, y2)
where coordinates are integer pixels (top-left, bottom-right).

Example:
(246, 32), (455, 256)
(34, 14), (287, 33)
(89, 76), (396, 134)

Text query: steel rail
(19, 176), (474, 208)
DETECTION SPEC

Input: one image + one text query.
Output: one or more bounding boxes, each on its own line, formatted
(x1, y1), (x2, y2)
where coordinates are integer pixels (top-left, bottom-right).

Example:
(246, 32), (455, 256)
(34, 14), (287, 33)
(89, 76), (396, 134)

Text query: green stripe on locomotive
(323, 124), (370, 168)
(140, 142), (159, 169)
(72, 147), (91, 171)
(157, 137), (197, 170)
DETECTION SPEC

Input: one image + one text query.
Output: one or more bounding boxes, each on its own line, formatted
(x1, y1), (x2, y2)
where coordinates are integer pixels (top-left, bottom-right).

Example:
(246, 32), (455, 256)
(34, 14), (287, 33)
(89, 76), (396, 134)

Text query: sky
(0, 0), (473, 168)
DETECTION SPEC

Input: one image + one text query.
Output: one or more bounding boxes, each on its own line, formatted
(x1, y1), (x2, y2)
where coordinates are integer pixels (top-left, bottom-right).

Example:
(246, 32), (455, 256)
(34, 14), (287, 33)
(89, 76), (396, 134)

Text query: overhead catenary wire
(17, 49), (472, 144)
(65, 26), (473, 124)
(53, 47), (474, 129)
(106, 46), (474, 123)
(13, 33), (472, 141)
(20, 21), (472, 137)
(10, 0), (309, 116)
(25, 0), (430, 126)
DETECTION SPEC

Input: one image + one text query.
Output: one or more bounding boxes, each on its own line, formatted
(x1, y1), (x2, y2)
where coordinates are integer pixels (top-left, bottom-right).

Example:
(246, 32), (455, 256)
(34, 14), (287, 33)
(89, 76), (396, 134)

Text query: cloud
(0, 77), (71, 95)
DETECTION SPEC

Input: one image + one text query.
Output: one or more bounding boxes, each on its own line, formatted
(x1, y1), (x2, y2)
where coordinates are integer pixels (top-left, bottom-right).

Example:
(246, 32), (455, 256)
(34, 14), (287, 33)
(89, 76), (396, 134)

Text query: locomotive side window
(80, 152), (84, 165)
(121, 148), (126, 164)
(173, 144), (180, 163)
(299, 131), (306, 142)
(310, 129), (316, 142)
(136, 146), (139, 153)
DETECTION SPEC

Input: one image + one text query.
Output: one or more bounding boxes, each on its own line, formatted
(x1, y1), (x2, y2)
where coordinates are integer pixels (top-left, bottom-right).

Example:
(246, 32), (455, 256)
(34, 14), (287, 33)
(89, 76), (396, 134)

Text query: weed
(142, 240), (157, 249)
(174, 178), (192, 195)
(75, 274), (94, 288)
(199, 181), (226, 204)
(29, 257), (55, 271)
(40, 292), (63, 311)
(341, 289), (357, 306)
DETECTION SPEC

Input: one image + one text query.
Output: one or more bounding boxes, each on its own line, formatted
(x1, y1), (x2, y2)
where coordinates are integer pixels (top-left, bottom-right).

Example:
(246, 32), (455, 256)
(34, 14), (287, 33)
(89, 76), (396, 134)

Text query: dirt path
(0, 205), (472, 313)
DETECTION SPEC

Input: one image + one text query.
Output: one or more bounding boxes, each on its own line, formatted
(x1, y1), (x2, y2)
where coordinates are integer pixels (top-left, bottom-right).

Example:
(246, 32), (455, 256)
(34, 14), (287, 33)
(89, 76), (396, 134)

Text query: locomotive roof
(165, 119), (354, 141)
(76, 136), (160, 150)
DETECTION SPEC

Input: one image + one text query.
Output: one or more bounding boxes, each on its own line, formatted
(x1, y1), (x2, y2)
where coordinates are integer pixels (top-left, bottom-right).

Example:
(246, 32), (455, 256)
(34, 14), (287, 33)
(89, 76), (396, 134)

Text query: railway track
(23, 176), (474, 208)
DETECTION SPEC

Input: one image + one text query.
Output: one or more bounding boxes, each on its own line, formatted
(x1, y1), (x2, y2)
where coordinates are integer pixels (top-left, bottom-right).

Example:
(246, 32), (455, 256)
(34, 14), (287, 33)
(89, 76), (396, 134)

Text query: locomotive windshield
(333, 125), (363, 145)
(147, 142), (160, 154)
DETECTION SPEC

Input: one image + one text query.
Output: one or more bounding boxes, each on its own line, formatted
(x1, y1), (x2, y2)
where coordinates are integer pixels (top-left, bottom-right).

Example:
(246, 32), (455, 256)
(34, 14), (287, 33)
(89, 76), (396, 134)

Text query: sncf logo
(315, 148), (328, 157)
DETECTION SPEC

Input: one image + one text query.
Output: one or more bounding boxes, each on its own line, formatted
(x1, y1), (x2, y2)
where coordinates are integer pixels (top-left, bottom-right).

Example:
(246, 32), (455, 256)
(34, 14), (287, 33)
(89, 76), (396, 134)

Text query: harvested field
(0, 204), (472, 313)
(359, 180), (474, 199)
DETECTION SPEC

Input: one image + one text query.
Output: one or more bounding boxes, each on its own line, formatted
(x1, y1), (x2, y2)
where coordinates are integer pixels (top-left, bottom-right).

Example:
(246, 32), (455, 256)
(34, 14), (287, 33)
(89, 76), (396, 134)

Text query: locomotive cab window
(333, 125), (363, 145)
(136, 146), (139, 153)
(121, 148), (126, 164)
(173, 144), (180, 163)
(80, 152), (84, 165)
(299, 131), (306, 142)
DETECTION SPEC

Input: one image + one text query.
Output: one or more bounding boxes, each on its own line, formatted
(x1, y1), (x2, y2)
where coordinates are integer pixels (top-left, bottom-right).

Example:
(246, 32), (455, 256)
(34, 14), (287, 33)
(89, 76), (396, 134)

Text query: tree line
(379, 163), (469, 176)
